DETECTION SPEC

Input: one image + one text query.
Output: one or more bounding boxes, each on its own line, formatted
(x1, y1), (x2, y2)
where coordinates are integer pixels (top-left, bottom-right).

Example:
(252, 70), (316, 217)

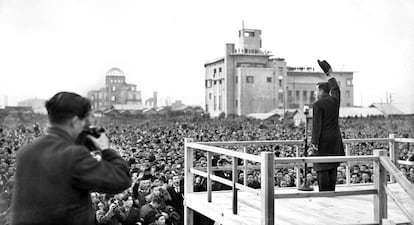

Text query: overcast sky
(0, 0), (413, 112)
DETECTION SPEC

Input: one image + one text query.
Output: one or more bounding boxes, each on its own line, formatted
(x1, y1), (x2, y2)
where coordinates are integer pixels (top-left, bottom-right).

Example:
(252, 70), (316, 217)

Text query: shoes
(317, 60), (331, 75)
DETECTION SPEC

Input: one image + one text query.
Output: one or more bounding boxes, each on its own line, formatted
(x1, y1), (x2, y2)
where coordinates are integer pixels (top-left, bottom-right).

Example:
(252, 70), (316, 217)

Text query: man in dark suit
(11, 92), (132, 225)
(311, 60), (345, 192)
(166, 175), (184, 225)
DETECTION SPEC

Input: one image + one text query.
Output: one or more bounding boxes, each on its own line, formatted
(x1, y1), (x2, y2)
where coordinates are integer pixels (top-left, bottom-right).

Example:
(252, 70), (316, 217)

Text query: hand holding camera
(88, 132), (110, 150)
(76, 126), (109, 151)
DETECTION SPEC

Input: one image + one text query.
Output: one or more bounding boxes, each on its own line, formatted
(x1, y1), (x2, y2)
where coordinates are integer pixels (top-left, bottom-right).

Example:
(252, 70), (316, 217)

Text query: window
(205, 80), (212, 88)
(112, 86), (116, 91)
(213, 68), (217, 77)
(346, 79), (353, 86)
(278, 67), (284, 74)
(303, 91), (308, 104)
(209, 93), (212, 100)
(346, 90), (350, 98)
(310, 91), (315, 103)
(214, 96), (217, 111)
(278, 93), (283, 104)
(111, 96), (115, 102)
(267, 77), (272, 83)
(288, 90), (293, 104)
(218, 95), (222, 111)
(296, 90), (300, 102)
(219, 67), (222, 72)
(279, 80), (282, 87)
(246, 76), (254, 83)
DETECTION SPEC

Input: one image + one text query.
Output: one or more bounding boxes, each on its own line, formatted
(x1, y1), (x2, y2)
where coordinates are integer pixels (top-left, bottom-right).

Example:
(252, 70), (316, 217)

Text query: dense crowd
(1, 115), (413, 224)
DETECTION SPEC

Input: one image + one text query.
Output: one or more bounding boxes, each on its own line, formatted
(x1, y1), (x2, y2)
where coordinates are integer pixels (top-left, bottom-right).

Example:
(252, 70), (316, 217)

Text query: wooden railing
(184, 137), (414, 225)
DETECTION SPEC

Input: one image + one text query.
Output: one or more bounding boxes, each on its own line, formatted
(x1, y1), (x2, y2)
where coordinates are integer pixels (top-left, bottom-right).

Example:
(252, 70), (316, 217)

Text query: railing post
(388, 134), (397, 183)
(243, 147), (248, 186)
(374, 149), (388, 224)
(345, 144), (351, 186)
(207, 151), (212, 202)
(261, 152), (275, 225)
(295, 146), (302, 188)
(232, 156), (238, 214)
(184, 138), (194, 225)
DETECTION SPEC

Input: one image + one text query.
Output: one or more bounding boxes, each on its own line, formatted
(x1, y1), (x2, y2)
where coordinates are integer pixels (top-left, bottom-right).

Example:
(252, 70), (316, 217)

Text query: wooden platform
(186, 183), (413, 225)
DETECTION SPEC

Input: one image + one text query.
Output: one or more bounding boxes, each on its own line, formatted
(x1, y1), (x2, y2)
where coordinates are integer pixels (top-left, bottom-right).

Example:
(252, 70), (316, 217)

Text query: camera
(76, 126), (105, 151)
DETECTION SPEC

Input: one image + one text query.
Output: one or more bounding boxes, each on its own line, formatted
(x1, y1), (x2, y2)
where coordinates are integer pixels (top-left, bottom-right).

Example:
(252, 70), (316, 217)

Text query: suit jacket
(122, 207), (141, 225)
(311, 77), (345, 171)
(11, 126), (131, 225)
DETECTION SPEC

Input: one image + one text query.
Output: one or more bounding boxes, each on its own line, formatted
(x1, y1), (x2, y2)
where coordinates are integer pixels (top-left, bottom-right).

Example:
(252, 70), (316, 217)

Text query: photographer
(10, 92), (131, 225)
(97, 198), (127, 225)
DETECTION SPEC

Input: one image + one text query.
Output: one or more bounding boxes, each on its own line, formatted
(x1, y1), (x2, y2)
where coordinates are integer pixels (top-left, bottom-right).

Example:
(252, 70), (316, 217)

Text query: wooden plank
(384, 185), (414, 224)
(345, 144), (351, 186)
(389, 134), (397, 183)
(184, 138), (194, 225)
(395, 138), (414, 143)
(273, 155), (378, 164)
(232, 156), (238, 215)
(186, 183), (411, 225)
(207, 151), (212, 202)
(187, 143), (262, 162)
(197, 139), (304, 146)
(197, 138), (394, 146)
(374, 150), (388, 224)
(243, 147), (248, 188)
(261, 152), (274, 225)
(397, 160), (414, 166)
(382, 218), (396, 225)
(380, 157), (414, 200)
(274, 188), (378, 199)
(343, 138), (393, 143)
(190, 168), (233, 187)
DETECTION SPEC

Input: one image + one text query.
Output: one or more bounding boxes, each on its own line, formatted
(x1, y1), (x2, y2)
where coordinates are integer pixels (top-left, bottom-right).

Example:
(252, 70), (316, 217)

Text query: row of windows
(205, 79), (223, 88)
(110, 79), (124, 84)
(213, 67), (222, 77)
(110, 86), (136, 91)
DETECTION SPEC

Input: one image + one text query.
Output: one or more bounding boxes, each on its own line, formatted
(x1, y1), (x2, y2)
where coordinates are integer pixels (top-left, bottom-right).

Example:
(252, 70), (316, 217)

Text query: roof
(247, 108), (297, 120)
(370, 103), (405, 115)
(204, 57), (225, 67)
(339, 107), (384, 117)
(113, 104), (144, 110)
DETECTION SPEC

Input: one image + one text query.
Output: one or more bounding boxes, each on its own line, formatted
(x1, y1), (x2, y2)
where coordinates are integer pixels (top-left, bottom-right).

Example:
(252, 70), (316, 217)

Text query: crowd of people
(1, 115), (413, 224)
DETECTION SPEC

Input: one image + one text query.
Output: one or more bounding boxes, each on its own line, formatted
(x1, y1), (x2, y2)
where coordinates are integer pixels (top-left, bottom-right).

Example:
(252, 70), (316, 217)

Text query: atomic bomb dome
(106, 67), (125, 77)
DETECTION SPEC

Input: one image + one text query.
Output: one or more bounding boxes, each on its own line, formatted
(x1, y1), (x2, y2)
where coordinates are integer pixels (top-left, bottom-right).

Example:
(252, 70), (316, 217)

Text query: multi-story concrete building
(205, 28), (288, 117)
(287, 67), (354, 109)
(205, 28), (354, 117)
(87, 67), (142, 110)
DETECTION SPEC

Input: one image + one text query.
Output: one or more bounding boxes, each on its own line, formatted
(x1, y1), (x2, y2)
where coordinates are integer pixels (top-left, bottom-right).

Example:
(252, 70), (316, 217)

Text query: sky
(0, 0), (413, 113)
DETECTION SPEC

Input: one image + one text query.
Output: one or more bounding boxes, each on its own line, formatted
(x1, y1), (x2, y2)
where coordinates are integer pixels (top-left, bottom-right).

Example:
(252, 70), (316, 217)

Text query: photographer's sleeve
(70, 146), (132, 194)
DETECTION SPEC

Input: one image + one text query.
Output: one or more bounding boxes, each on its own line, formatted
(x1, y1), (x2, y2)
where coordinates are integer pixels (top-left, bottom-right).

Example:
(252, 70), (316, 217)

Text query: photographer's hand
(88, 133), (110, 150)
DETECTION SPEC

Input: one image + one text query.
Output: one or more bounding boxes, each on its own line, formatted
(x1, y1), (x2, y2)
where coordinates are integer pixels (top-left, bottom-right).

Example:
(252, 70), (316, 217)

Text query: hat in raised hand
(317, 59), (332, 75)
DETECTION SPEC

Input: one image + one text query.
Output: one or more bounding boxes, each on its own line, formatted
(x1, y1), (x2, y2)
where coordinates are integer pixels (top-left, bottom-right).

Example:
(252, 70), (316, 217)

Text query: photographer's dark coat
(11, 126), (131, 225)
(311, 77), (345, 171)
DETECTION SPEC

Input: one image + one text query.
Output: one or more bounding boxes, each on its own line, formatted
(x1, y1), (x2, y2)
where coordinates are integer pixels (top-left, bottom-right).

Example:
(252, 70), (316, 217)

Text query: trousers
(316, 167), (337, 191)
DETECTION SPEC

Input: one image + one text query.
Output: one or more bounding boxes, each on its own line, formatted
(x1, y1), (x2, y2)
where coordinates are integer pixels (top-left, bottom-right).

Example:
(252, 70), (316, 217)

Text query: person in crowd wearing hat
(311, 60), (345, 191)
(10, 92), (131, 225)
